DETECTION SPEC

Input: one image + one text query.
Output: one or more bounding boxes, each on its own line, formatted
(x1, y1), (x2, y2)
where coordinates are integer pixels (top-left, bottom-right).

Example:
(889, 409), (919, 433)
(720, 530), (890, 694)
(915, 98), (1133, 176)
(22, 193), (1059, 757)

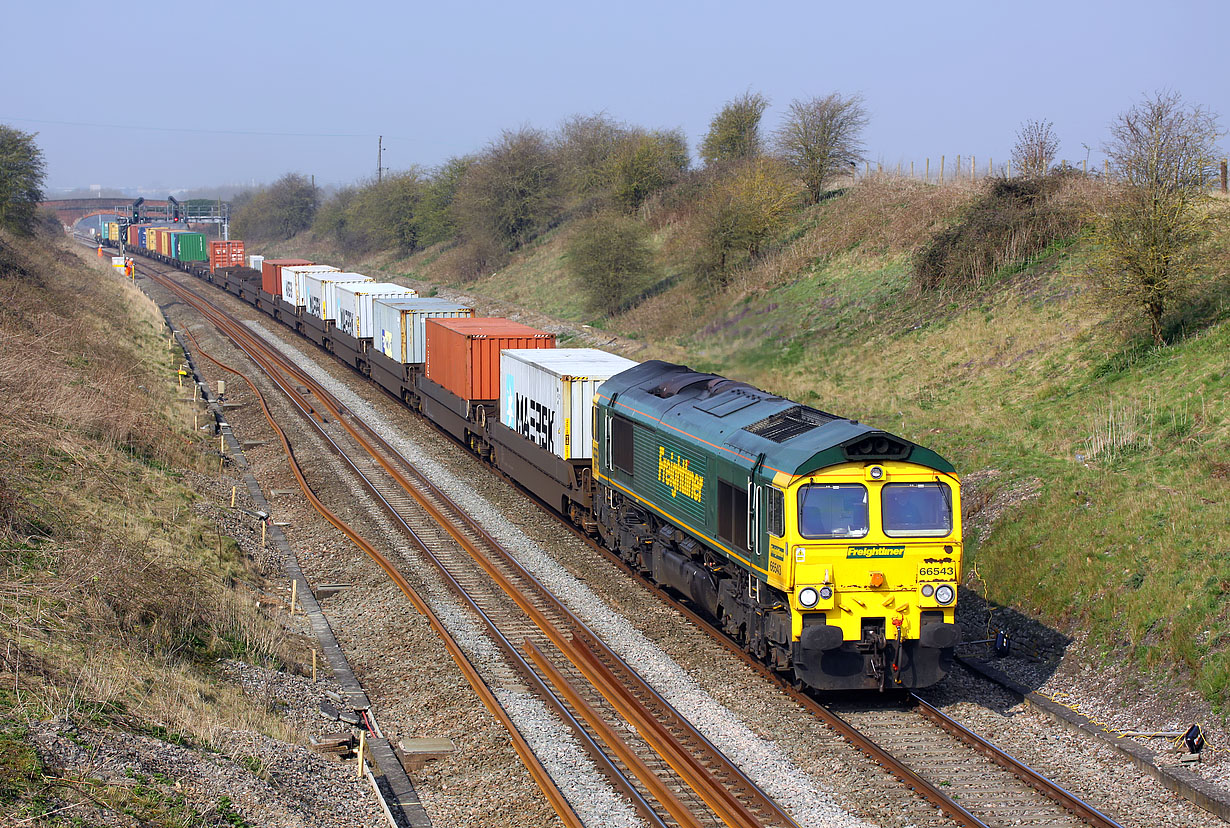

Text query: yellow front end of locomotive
(769, 460), (963, 645)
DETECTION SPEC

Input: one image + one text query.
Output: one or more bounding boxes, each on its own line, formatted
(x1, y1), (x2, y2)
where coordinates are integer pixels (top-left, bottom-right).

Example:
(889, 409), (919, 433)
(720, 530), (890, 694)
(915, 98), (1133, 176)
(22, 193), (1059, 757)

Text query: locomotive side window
(798, 484), (868, 539)
(611, 415), (635, 474)
(882, 482), (952, 537)
(767, 486), (785, 538)
(718, 480), (749, 552)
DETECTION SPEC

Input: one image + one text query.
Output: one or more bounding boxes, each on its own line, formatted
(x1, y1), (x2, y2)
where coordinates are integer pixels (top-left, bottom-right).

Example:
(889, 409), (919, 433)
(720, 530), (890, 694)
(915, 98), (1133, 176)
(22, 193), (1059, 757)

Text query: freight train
(99, 235), (963, 691)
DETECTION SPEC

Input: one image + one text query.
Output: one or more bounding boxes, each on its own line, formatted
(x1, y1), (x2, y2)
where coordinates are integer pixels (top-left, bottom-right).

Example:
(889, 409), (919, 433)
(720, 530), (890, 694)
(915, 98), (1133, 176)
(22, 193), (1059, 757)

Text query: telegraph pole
(377, 136), (383, 183)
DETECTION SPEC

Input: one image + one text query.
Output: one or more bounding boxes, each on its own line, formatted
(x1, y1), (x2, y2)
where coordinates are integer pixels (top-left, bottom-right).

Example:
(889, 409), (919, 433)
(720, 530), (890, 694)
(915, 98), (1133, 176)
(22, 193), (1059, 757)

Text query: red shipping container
(260, 258), (314, 296)
(126, 225), (139, 247)
(208, 240), (246, 272)
(425, 317), (555, 401)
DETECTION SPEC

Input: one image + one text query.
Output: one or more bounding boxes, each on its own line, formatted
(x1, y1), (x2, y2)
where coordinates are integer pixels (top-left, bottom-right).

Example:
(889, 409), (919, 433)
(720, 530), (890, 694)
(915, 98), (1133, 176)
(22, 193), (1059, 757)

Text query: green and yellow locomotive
(593, 361), (962, 691)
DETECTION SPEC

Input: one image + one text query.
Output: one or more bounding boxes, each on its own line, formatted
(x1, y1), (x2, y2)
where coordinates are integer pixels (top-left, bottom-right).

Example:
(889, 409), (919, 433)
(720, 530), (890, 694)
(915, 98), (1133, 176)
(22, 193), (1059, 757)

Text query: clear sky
(5, 0), (1226, 193)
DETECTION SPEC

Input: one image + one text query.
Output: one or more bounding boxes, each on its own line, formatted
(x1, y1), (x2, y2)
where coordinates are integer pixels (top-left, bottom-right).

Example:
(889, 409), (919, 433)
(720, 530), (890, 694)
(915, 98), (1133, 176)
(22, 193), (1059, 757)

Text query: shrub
(417, 156), (473, 247)
(565, 213), (658, 315)
(607, 129), (690, 211)
(0, 125), (46, 236)
(700, 92), (769, 166)
(452, 128), (562, 262)
(689, 158), (800, 287)
(231, 173), (317, 241)
(912, 171), (1092, 292)
(557, 113), (628, 195)
(346, 171), (426, 253)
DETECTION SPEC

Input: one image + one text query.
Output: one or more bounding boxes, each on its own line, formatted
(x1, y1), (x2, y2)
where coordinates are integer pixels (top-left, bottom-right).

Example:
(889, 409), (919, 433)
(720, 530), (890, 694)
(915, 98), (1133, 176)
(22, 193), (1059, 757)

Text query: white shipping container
(302, 271), (371, 321)
(335, 282), (418, 339)
(248, 255), (264, 272)
(371, 297), (473, 365)
(281, 264), (340, 308)
(500, 349), (638, 461)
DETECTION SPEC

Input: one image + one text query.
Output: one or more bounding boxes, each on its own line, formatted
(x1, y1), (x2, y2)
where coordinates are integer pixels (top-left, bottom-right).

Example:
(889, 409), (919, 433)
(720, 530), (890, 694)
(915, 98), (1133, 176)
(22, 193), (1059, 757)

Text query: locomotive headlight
(935, 584), (956, 605)
(819, 585), (833, 600)
(869, 466), (884, 480)
(920, 584), (935, 598)
(798, 587), (820, 608)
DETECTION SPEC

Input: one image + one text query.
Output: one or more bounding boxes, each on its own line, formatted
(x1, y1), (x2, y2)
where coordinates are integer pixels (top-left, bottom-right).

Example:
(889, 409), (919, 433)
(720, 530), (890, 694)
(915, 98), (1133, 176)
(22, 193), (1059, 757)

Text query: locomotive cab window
(611, 415), (635, 474)
(767, 486), (785, 538)
(882, 482), (952, 537)
(798, 484), (868, 539)
(718, 480), (749, 552)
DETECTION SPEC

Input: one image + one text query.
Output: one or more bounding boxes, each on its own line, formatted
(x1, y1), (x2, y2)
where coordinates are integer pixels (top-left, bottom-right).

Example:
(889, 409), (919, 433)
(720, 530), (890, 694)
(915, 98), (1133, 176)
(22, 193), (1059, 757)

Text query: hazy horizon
(7, 0), (1226, 193)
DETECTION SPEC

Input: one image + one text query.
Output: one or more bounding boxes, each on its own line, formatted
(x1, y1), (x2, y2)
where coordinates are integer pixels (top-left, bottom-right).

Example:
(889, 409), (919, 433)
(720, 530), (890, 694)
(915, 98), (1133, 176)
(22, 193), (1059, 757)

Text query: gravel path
(30, 718), (384, 828)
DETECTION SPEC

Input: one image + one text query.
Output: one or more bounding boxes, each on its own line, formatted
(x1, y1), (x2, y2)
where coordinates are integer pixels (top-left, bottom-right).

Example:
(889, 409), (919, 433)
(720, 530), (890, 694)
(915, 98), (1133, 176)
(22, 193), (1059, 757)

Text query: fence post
(956, 154), (961, 180)
(1008, 159), (1012, 179)
(988, 157), (992, 177)
(925, 158), (930, 183)
(940, 155), (945, 185)
(911, 160), (915, 179)
(1104, 159), (1110, 180)
(1221, 158), (1227, 192)
(865, 160), (870, 177)
(1083, 159), (1087, 175)
(971, 155), (975, 180)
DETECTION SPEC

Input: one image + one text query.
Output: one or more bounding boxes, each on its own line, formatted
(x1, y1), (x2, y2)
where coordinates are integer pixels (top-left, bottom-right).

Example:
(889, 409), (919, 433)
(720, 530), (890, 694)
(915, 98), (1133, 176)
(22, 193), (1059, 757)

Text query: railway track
(131, 249), (1132, 828)
(137, 258), (802, 828)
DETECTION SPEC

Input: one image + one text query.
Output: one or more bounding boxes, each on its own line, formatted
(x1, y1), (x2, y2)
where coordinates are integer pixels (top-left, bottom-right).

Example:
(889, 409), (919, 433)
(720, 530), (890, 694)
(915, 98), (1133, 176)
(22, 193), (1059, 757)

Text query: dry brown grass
(0, 230), (307, 748)
(737, 175), (975, 292)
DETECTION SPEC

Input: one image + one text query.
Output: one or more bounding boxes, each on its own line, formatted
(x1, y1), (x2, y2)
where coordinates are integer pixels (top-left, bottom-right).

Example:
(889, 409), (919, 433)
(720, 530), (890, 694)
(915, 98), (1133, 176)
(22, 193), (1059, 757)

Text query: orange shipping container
(425, 318), (555, 401)
(260, 258), (314, 296)
(208, 240), (246, 271)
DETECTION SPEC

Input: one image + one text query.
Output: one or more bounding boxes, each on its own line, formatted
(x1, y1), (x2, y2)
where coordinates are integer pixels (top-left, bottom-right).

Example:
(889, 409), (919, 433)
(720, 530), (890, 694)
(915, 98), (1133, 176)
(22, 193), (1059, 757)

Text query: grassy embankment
(396, 177), (1227, 706)
(256, 176), (1229, 706)
(0, 231), (307, 823)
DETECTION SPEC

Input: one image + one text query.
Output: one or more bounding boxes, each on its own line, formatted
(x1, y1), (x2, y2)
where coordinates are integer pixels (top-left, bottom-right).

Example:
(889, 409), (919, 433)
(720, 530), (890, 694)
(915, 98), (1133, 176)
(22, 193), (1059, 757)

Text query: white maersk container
(500, 348), (638, 461)
(248, 254), (264, 272)
(335, 282), (418, 339)
(302, 271), (371, 321)
(282, 264), (341, 308)
(371, 297), (473, 365)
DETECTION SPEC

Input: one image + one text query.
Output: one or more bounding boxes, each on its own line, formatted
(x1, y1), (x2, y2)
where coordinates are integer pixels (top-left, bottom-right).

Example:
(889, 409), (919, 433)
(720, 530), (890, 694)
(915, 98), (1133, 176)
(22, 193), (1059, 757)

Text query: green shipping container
(172, 232), (207, 262)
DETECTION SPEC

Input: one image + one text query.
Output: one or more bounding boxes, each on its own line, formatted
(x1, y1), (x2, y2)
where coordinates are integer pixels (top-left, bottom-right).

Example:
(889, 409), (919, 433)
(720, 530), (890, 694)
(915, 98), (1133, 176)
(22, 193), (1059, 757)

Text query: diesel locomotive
(592, 361), (962, 690)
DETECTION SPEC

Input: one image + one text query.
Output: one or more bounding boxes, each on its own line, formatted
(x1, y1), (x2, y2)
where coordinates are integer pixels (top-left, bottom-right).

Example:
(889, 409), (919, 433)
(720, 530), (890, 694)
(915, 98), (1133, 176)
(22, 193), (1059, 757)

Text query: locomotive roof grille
(743, 406), (836, 443)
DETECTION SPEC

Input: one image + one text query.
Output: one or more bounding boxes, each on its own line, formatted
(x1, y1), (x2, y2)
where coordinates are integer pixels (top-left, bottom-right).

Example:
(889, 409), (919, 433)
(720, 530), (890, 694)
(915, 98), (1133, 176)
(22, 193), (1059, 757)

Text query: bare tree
(700, 92), (769, 166)
(773, 93), (868, 203)
(1090, 91), (1221, 344)
(1012, 119), (1059, 179)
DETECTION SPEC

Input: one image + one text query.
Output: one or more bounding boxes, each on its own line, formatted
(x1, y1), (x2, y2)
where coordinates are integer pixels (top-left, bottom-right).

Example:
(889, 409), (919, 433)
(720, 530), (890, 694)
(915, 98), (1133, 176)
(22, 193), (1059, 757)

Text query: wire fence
(853, 156), (1230, 191)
